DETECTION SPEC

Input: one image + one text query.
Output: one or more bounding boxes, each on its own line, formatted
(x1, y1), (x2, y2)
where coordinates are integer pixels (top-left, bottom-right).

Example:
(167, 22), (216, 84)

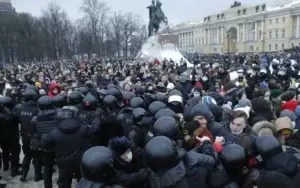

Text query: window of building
(276, 18), (279, 24)
(213, 48), (217, 53)
(269, 19), (272, 24)
(282, 44), (285, 49)
(249, 46), (254, 51)
(275, 44), (278, 50)
(269, 45), (272, 50)
(269, 31), (272, 39)
(282, 17), (286, 23)
(250, 31), (255, 41)
(282, 30), (285, 38)
(256, 47), (259, 51)
(292, 43), (294, 48)
(221, 48), (223, 53)
(276, 30), (279, 38)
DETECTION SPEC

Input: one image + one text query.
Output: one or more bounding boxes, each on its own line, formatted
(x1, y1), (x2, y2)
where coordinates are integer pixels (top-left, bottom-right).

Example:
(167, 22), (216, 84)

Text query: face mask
(52, 88), (58, 94)
(231, 128), (244, 135)
(193, 92), (200, 97)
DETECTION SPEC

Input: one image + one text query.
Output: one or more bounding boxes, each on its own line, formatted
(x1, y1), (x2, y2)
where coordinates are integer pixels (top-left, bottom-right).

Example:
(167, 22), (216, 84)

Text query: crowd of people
(0, 51), (300, 188)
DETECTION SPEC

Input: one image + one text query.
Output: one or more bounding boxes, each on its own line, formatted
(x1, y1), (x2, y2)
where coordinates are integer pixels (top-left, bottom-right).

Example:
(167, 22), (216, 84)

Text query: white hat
(234, 106), (251, 119)
(168, 95), (183, 104)
(167, 83), (175, 90)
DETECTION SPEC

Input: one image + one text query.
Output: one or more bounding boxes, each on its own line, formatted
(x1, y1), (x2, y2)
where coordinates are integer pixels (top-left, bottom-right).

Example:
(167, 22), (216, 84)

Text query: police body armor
(31, 110), (57, 151)
(15, 102), (39, 137)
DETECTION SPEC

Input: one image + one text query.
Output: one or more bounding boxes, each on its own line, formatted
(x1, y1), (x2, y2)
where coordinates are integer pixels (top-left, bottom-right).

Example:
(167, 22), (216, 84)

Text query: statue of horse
(148, 0), (168, 37)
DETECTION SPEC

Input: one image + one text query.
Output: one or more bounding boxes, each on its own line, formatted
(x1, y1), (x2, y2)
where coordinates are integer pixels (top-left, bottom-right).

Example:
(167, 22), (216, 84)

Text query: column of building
(297, 15), (300, 38)
(217, 27), (219, 44)
(237, 24), (240, 43)
(243, 23), (246, 42)
(255, 21), (258, 41)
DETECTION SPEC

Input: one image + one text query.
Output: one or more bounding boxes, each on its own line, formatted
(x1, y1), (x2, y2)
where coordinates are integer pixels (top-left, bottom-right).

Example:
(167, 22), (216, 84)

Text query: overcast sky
(11, 0), (275, 24)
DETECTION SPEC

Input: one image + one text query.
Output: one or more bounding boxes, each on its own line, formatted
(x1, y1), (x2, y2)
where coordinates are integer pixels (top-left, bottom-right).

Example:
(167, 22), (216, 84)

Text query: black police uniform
(42, 105), (101, 188)
(31, 96), (57, 188)
(13, 89), (41, 181)
(0, 97), (21, 177)
(79, 94), (101, 146)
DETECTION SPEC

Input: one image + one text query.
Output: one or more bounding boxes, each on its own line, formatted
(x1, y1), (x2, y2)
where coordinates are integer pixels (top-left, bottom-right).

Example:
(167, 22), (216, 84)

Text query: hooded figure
(188, 103), (234, 145)
(47, 82), (61, 98)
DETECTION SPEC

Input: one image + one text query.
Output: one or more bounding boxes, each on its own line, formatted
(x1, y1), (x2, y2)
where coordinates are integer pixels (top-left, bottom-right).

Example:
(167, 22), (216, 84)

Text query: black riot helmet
(130, 97), (144, 108)
(103, 95), (117, 106)
(68, 91), (84, 105)
(272, 61), (279, 70)
(220, 144), (249, 176)
(152, 116), (178, 140)
(77, 86), (89, 96)
(154, 108), (177, 120)
(25, 85), (39, 94)
(23, 89), (38, 102)
(37, 96), (53, 110)
(84, 80), (94, 89)
(80, 146), (116, 183)
(155, 92), (167, 102)
(82, 94), (98, 110)
(122, 91), (136, 105)
(145, 136), (180, 173)
(0, 96), (14, 110)
(132, 107), (147, 124)
(52, 94), (67, 108)
(108, 88), (122, 101)
(253, 136), (282, 163)
(148, 101), (166, 115)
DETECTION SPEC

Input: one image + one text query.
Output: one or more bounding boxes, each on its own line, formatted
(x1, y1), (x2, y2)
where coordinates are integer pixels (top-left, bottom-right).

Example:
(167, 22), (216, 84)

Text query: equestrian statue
(147, 0), (168, 37)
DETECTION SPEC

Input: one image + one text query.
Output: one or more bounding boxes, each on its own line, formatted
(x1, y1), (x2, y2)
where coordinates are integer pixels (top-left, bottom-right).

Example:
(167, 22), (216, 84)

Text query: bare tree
(40, 1), (72, 59)
(80, 0), (110, 54)
(122, 12), (141, 57)
(110, 12), (124, 57)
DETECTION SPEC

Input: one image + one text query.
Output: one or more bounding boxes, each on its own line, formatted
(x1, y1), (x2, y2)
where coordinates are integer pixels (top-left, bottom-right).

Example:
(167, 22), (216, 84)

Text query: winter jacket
(42, 117), (100, 166)
(48, 82), (61, 98)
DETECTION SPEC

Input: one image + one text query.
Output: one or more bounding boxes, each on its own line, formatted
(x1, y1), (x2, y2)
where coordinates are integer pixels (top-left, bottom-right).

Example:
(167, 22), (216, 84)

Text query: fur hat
(275, 117), (293, 133)
(252, 121), (277, 136)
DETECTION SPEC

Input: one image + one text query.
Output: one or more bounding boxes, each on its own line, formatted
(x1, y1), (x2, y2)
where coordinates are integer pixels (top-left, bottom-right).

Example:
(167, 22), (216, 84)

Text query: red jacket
(48, 82), (62, 98)
(154, 59), (160, 65)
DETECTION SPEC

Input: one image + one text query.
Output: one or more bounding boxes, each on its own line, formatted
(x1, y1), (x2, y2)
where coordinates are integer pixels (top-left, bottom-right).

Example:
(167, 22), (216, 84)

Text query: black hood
(190, 103), (215, 125)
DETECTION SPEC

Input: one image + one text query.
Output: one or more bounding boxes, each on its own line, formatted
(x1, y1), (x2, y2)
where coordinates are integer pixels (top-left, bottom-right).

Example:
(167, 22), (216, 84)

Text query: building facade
(0, 0), (15, 13)
(171, 0), (300, 53)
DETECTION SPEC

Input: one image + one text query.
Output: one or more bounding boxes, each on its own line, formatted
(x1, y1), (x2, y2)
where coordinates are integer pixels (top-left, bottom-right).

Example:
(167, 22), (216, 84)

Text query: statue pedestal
(136, 33), (193, 67)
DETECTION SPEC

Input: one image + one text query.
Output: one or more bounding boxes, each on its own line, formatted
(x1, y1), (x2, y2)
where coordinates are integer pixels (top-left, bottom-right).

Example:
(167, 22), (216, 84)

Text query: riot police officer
(0, 96), (21, 177)
(77, 146), (125, 188)
(79, 94), (101, 146)
(31, 96), (57, 188)
(13, 89), (41, 181)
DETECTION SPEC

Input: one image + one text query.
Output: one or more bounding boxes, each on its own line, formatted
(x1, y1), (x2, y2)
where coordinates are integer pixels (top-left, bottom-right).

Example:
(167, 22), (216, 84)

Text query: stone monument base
(136, 34), (193, 67)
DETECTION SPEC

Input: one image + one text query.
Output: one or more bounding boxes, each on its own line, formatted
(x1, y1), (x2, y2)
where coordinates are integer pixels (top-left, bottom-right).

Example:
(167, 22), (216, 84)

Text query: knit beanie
(238, 98), (252, 108)
(280, 109), (297, 122)
(271, 89), (282, 98)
